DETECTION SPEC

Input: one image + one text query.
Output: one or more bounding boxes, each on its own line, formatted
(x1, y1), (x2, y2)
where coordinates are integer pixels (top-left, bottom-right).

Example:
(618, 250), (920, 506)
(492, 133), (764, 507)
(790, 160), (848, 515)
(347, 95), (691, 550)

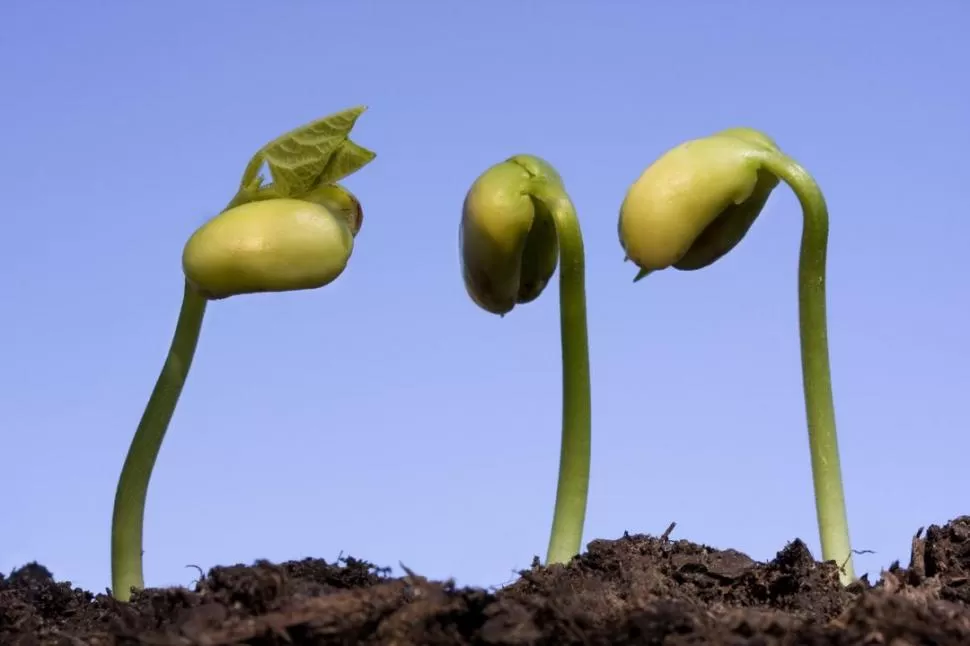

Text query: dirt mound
(4, 517), (970, 645)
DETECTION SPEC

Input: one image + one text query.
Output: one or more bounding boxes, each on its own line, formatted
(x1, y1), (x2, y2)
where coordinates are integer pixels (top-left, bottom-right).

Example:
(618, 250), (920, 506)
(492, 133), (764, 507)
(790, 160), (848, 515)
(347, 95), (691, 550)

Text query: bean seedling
(110, 106), (376, 601)
(617, 128), (855, 584)
(460, 154), (591, 565)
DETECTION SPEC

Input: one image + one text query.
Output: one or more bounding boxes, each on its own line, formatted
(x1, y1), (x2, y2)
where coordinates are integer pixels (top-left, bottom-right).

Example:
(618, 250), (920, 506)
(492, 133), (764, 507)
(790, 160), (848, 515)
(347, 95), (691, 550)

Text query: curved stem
(111, 192), (251, 601)
(532, 182), (592, 565)
(111, 282), (207, 600)
(756, 150), (854, 584)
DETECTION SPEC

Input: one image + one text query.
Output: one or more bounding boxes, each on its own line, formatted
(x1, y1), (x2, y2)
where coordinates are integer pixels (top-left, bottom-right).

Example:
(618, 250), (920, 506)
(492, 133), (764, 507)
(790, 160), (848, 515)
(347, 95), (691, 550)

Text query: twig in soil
(839, 550), (874, 581)
(186, 564), (205, 587)
(660, 522), (677, 543)
(839, 551), (852, 575)
(842, 549), (877, 588)
(910, 526), (927, 578)
(398, 562), (428, 602)
(496, 570), (523, 589)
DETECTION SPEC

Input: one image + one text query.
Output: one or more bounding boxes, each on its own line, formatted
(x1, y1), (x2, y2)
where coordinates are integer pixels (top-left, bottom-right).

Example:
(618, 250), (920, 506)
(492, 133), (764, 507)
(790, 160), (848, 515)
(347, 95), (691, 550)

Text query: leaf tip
(346, 104), (369, 119)
(632, 268), (652, 283)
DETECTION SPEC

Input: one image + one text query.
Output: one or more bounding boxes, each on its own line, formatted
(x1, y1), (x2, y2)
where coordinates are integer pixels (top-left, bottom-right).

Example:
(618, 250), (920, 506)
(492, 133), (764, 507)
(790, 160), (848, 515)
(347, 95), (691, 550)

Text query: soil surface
(4, 517), (970, 645)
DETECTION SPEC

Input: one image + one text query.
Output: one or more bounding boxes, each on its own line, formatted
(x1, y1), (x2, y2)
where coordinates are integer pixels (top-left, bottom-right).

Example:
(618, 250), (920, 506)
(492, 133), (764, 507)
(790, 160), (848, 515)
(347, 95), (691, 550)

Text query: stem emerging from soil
(111, 281), (207, 601)
(754, 150), (854, 584)
(532, 182), (592, 565)
(111, 191), (250, 601)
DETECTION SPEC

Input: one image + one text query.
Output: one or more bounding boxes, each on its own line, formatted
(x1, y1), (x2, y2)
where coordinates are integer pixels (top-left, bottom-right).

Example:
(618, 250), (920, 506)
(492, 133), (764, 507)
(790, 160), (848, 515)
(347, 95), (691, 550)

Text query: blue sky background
(2, 2), (967, 593)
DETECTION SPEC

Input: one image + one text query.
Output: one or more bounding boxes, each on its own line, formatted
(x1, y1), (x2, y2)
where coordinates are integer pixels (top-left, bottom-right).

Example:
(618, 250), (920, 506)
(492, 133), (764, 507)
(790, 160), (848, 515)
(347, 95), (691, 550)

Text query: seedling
(617, 129), (855, 584)
(460, 155), (591, 565)
(110, 106), (376, 601)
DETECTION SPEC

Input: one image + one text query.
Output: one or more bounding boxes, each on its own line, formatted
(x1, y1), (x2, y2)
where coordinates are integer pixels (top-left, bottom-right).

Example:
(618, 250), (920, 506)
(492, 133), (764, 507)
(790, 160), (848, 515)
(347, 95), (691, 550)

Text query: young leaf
(319, 140), (377, 187)
(239, 105), (376, 199)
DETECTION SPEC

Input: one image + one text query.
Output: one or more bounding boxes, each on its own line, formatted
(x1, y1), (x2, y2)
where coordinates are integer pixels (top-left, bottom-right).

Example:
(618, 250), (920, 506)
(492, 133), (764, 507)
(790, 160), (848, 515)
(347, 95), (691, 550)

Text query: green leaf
(239, 105), (376, 199)
(319, 140), (377, 186)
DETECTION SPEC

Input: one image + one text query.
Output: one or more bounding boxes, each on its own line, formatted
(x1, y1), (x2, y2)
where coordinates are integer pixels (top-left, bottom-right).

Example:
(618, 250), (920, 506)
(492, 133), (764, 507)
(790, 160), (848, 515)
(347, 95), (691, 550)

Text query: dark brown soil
(4, 517), (970, 645)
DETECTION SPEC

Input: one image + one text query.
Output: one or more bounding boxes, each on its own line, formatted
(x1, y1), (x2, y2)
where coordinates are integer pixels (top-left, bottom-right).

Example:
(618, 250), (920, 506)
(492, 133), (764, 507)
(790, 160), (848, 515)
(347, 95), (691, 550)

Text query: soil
(4, 518), (970, 645)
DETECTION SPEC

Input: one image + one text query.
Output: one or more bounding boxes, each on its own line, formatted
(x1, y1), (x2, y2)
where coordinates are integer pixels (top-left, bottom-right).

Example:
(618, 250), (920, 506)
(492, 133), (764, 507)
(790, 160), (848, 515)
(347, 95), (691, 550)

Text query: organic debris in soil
(4, 517), (970, 645)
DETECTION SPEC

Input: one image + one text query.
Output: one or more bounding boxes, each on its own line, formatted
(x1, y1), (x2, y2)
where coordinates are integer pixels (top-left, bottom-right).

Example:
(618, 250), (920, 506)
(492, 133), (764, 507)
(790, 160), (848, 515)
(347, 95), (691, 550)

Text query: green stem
(756, 150), (854, 584)
(109, 192), (250, 601)
(532, 182), (592, 565)
(110, 282), (207, 600)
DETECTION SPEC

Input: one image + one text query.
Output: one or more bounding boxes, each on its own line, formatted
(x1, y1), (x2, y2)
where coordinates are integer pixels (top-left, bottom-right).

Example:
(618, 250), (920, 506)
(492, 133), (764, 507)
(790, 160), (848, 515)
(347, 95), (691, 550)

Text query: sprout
(110, 107), (376, 602)
(618, 129), (855, 584)
(460, 154), (591, 565)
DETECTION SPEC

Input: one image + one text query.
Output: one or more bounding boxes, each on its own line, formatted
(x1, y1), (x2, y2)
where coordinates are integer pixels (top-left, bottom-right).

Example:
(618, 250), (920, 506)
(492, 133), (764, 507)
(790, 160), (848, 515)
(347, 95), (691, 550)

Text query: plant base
(4, 517), (970, 644)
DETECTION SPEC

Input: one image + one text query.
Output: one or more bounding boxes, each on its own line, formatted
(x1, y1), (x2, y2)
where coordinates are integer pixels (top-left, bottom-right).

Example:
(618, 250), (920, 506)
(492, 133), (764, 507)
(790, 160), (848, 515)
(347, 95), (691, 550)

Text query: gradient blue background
(2, 2), (967, 594)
